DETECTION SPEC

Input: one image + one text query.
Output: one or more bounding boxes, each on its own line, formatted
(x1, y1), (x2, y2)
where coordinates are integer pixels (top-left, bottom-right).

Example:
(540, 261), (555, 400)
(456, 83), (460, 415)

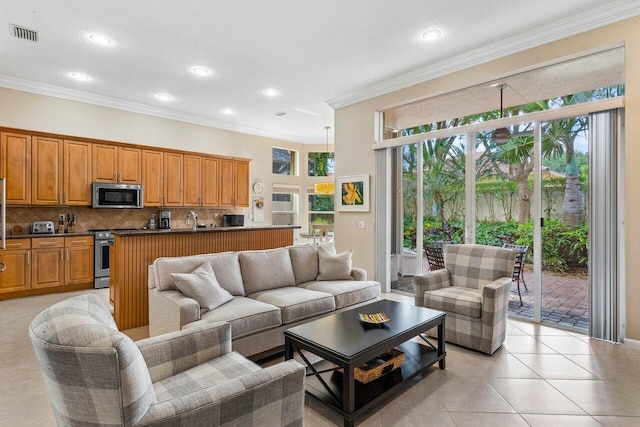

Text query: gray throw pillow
(171, 262), (233, 311)
(317, 246), (354, 281)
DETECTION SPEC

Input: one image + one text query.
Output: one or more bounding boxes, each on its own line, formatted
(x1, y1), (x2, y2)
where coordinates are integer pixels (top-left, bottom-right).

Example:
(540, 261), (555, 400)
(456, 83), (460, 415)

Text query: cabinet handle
(66, 248), (69, 261)
(27, 251), (30, 264)
(70, 240), (86, 244)
(38, 242), (58, 246)
(0, 261), (5, 273)
(6, 243), (22, 247)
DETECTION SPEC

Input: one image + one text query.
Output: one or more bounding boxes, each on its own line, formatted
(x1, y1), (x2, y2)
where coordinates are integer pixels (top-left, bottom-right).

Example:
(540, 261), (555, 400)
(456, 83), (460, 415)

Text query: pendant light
(492, 84), (511, 145)
(314, 125), (335, 194)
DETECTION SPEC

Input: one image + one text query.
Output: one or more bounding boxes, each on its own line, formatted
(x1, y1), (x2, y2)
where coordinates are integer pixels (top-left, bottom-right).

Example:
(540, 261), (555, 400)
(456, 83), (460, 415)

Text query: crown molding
(327, 0), (640, 109)
(0, 75), (320, 144)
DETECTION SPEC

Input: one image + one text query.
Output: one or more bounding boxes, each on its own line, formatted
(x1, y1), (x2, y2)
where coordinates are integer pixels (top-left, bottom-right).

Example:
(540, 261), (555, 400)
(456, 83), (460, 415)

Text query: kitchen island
(110, 225), (299, 330)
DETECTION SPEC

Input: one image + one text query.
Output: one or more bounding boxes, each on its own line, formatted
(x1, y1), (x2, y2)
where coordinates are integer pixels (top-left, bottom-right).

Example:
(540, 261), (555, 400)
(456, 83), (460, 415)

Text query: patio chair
(502, 243), (530, 306)
(414, 244), (515, 354)
(424, 241), (453, 271)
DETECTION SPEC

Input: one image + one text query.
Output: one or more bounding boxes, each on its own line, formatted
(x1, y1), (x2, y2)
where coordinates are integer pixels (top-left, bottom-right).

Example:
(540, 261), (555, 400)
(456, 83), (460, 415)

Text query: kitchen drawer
(1, 239), (31, 250)
(64, 236), (93, 247)
(32, 237), (64, 249)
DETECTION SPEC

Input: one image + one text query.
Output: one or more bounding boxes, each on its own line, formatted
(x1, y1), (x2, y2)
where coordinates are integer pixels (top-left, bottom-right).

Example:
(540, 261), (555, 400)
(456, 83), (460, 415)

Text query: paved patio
(392, 257), (589, 332)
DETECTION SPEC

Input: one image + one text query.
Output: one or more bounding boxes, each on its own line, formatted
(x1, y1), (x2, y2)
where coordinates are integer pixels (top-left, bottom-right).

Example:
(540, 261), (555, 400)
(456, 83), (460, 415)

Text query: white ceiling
(1, 1), (639, 144)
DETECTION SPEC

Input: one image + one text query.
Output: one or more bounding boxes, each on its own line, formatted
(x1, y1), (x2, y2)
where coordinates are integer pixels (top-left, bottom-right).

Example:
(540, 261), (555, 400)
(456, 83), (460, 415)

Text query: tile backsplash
(6, 206), (244, 235)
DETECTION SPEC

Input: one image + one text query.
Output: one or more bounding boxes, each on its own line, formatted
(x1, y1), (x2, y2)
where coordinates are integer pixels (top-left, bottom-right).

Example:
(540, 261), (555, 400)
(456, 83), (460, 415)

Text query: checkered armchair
(414, 244), (515, 354)
(29, 294), (305, 426)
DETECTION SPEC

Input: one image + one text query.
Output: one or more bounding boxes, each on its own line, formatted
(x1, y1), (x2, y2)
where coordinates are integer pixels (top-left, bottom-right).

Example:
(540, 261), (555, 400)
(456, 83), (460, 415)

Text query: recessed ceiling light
(221, 108), (234, 115)
(422, 29), (442, 41)
(155, 93), (173, 102)
(263, 88), (280, 97)
(191, 66), (212, 76)
(88, 33), (112, 46)
(70, 72), (91, 82)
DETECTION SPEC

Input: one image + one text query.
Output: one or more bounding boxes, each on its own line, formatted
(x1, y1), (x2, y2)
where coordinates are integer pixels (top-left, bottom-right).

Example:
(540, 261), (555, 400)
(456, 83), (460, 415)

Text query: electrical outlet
(58, 214), (65, 223)
(358, 221), (365, 229)
(214, 213), (219, 219)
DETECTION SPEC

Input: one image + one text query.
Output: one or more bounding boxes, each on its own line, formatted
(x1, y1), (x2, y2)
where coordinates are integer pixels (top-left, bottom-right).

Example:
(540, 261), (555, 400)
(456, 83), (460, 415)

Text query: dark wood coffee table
(284, 299), (446, 427)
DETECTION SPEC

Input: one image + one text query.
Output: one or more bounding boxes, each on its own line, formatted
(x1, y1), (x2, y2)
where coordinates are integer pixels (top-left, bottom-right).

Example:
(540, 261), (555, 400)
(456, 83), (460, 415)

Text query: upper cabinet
(142, 149), (163, 207)
(93, 144), (141, 184)
(163, 152), (183, 206)
(219, 158), (250, 207)
(64, 140), (92, 206)
(1, 128), (250, 208)
(0, 131), (31, 205)
(32, 136), (64, 205)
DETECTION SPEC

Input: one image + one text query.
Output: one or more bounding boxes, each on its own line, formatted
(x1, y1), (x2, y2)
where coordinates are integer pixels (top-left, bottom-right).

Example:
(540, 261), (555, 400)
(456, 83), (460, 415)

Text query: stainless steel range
(94, 230), (112, 289)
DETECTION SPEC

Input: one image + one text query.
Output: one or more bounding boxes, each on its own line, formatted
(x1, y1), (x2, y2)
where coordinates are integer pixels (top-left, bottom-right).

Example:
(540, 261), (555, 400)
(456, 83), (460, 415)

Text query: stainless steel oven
(94, 230), (112, 289)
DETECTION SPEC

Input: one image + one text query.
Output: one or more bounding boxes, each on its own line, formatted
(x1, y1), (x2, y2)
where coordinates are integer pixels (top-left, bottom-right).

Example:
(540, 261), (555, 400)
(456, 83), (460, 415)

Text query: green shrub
(475, 221), (519, 246)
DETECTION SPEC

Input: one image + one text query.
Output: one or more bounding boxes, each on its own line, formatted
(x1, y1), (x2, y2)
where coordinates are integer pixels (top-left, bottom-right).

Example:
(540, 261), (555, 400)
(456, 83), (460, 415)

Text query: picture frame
(336, 174), (369, 212)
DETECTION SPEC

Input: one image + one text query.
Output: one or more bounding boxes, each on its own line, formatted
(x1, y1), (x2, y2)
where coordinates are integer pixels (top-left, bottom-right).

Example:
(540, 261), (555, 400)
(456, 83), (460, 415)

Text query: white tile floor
(3, 289), (640, 426)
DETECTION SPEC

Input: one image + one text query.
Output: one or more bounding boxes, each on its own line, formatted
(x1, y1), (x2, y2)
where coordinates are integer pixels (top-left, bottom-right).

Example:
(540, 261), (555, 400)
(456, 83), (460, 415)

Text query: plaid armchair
(29, 294), (305, 426)
(414, 244), (515, 354)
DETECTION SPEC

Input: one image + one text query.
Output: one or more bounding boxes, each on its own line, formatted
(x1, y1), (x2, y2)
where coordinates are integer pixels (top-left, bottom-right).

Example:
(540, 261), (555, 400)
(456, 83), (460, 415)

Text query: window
(308, 152), (334, 176)
(272, 192), (297, 226)
(308, 194), (334, 233)
(272, 148), (297, 175)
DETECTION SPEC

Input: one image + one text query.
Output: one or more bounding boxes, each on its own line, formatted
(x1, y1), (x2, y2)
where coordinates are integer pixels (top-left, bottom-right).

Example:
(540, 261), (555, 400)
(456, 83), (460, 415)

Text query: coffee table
(284, 299), (446, 427)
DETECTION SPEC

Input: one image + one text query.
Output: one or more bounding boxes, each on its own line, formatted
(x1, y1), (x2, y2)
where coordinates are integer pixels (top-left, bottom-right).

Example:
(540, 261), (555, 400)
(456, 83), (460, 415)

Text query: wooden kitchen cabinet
(183, 154), (202, 206)
(219, 158), (250, 207)
(64, 140), (92, 206)
(31, 238), (64, 289)
(163, 152), (183, 206)
(142, 149), (163, 207)
(0, 239), (31, 294)
(93, 144), (141, 184)
(32, 136), (64, 205)
(0, 131), (31, 205)
(201, 156), (219, 207)
(64, 236), (94, 285)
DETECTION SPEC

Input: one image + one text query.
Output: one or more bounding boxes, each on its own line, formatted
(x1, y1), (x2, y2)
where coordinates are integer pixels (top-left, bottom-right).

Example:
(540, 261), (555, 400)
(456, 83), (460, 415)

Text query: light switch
(358, 221), (365, 229)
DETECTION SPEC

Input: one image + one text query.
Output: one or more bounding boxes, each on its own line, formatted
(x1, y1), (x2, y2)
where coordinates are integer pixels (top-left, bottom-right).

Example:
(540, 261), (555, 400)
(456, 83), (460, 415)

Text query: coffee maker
(158, 210), (171, 229)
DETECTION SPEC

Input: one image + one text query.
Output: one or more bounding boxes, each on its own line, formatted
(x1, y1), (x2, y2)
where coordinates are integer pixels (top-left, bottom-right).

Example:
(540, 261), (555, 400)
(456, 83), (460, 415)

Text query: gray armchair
(29, 294), (305, 426)
(414, 244), (515, 354)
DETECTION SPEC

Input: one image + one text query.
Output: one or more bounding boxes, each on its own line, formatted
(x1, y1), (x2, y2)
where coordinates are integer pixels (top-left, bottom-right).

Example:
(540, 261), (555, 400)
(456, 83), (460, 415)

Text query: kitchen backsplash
(6, 206), (245, 235)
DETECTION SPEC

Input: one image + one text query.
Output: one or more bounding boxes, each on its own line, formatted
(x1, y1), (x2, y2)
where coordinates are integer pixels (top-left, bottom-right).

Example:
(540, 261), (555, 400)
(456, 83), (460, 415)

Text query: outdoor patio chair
(502, 243), (530, 306)
(414, 244), (515, 354)
(424, 241), (453, 271)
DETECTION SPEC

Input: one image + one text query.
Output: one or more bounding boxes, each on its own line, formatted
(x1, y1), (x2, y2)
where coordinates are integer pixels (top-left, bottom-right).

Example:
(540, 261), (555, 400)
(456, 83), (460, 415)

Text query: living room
(3, 2), (640, 426)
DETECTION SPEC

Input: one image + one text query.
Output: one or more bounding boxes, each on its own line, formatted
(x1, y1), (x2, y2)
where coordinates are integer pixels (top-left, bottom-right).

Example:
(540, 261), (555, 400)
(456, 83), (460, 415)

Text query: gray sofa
(148, 244), (381, 357)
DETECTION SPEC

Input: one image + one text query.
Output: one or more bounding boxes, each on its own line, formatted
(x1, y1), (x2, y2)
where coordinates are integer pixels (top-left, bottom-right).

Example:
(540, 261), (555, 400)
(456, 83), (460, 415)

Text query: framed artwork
(336, 174), (369, 212)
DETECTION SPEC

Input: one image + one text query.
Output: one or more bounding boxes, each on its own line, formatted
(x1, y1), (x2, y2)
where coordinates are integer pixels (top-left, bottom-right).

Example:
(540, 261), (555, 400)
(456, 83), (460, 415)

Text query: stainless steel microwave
(91, 183), (144, 209)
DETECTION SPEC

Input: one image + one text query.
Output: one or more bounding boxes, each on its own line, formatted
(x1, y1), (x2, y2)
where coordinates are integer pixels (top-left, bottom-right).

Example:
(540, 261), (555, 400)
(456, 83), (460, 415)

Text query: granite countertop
(110, 225), (300, 237)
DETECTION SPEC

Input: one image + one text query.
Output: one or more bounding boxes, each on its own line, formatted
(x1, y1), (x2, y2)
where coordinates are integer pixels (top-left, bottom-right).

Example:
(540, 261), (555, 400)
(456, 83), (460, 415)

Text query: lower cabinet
(0, 239), (31, 293)
(0, 236), (94, 297)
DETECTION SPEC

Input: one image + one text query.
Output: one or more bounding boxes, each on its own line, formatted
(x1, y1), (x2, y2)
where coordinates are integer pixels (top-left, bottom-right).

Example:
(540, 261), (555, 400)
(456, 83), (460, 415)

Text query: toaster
(32, 221), (55, 235)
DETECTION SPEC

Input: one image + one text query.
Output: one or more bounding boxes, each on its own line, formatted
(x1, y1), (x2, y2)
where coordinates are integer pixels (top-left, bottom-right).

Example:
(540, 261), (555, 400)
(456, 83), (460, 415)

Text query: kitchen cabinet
(64, 236), (94, 285)
(183, 154), (202, 207)
(219, 158), (250, 207)
(32, 136), (64, 205)
(142, 149), (163, 207)
(0, 239), (31, 294)
(163, 152), (183, 206)
(93, 144), (141, 184)
(31, 238), (64, 289)
(64, 140), (92, 206)
(0, 131), (31, 205)
(201, 157), (219, 207)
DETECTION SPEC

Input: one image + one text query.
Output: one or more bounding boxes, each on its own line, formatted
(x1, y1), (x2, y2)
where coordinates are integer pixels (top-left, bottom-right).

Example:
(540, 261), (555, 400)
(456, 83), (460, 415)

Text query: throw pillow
(317, 246), (354, 281)
(171, 262), (233, 311)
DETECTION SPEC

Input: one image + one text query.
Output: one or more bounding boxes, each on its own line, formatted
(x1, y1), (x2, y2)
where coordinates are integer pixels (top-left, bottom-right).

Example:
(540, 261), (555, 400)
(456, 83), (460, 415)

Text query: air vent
(10, 24), (39, 42)
(274, 111), (287, 117)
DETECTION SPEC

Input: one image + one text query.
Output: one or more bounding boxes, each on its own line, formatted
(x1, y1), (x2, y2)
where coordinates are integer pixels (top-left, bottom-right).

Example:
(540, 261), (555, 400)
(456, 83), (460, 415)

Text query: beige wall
(334, 16), (640, 341)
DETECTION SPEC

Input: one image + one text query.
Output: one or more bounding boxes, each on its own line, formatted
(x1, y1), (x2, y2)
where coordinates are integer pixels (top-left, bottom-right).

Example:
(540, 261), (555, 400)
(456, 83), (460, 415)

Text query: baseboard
(623, 337), (640, 349)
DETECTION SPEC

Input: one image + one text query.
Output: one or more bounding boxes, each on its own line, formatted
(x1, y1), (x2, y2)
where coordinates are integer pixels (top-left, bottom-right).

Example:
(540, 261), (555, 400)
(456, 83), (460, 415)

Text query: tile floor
(3, 289), (640, 426)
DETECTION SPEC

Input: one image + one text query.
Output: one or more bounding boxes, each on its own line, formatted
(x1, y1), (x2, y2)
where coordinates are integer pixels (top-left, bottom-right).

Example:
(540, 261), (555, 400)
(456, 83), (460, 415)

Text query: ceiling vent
(10, 24), (39, 42)
(274, 111), (288, 117)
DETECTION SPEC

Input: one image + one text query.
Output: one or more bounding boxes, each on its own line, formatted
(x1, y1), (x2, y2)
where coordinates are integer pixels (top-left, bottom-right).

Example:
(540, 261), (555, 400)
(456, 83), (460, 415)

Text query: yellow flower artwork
(341, 181), (364, 205)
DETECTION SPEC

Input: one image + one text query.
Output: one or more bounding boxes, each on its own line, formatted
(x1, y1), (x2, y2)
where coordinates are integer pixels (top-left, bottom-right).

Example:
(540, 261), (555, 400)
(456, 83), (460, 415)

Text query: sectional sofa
(148, 244), (381, 357)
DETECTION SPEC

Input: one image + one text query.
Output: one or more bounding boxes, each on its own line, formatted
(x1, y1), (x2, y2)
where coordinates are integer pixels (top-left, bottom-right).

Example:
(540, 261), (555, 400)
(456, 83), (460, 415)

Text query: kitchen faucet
(185, 211), (198, 230)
